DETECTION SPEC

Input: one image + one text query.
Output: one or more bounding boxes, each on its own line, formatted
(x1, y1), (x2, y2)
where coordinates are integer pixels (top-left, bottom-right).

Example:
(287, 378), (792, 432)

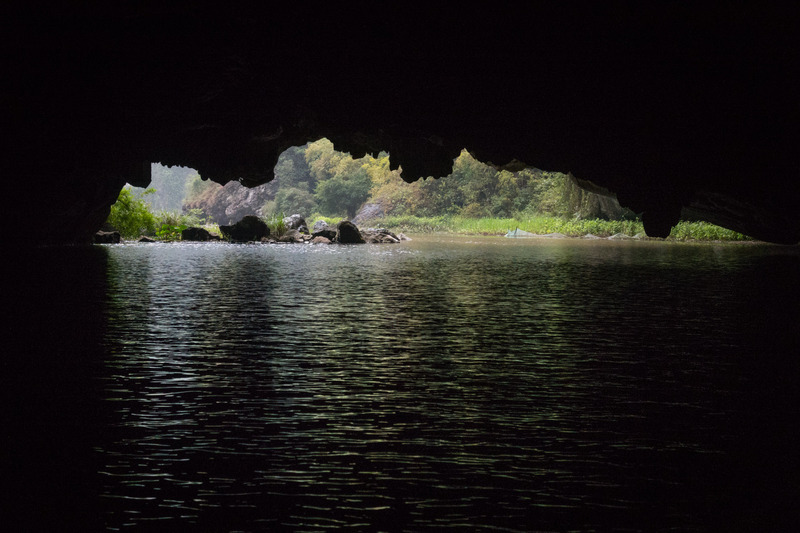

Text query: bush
(155, 223), (187, 241)
(106, 187), (158, 238)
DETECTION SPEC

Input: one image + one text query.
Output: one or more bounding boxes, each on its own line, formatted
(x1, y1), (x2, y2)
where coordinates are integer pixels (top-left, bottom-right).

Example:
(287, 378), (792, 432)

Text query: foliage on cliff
(131, 139), (634, 226)
(111, 139), (747, 241)
(107, 187), (158, 238)
(257, 139), (634, 222)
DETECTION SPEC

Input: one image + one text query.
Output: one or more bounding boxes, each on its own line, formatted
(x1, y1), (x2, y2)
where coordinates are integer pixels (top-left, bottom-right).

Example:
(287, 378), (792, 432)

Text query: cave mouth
(7, 6), (800, 246)
(102, 140), (759, 246)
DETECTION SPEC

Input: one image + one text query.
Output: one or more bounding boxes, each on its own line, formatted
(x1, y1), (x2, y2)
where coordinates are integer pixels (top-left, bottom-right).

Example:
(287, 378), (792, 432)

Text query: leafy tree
(305, 138), (343, 183)
(364, 152), (425, 213)
(314, 164), (373, 217)
(305, 138), (375, 217)
(273, 184), (317, 216)
(106, 187), (158, 238)
(274, 145), (314, 189)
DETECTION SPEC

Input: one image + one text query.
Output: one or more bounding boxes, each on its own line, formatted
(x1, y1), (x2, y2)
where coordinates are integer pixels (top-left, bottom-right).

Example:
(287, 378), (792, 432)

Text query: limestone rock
(362, 227), (402, 243)
(220, 215), (270, 242)
(283, 214), (308, 233)
(275, 229), (304, 243)
(181, 227), (215, 241)
(336, 221), (365, 244)
(312, 225), (338, 241)
(352, 203), (385, 226)
(183, 181), (278, 225)
(312, 220), (330, 233)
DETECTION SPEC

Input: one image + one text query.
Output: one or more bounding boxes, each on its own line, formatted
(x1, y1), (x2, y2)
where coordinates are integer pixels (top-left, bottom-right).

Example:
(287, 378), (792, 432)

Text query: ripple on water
(88, 238), (800, 530)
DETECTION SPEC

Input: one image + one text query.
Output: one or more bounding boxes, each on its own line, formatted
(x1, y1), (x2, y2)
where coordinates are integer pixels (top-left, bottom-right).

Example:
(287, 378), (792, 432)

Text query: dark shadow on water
(4, 246), (111, 530)
(2, 240), (799, 531)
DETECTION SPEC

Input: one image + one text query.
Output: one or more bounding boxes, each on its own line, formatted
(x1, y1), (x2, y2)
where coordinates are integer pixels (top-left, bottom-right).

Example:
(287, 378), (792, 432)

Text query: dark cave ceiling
(3, 5), (799, 244)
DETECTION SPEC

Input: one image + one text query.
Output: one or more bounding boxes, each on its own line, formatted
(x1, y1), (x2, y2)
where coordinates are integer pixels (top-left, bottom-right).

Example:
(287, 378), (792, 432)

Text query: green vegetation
(356, 215), (643, 237)
(106, 139), (752, 242)
(355, 214), (748, 241)
(107, 187), (158, 239)
(155, 224), (187, 241)
(105, 186), (221, 240)
(262, 212), (288, 238)
(668, 221), (750, 241)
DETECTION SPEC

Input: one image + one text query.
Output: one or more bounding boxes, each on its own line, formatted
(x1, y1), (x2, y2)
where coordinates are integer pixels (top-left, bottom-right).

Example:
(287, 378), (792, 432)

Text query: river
(5, 236), (800, 531)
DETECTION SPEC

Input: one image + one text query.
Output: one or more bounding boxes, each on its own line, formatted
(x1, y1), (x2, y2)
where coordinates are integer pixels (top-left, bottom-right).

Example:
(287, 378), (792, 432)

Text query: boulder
(312, 220), (329, 232)
(608, 232), (633, 240)
(312, 225), (338, 241)
(310, 236), (332, 244)
(275, 229), (304, 243)
(362, 227), (402, 243)
(336, 220), (365, 244)
(137, 236), (156, 243)
(352, 202), (385, 225)
(283, 214), (308, 232)
(94, 230), (120, 244)
(181, 226), (214, 241)
(220, 215), (270, 242)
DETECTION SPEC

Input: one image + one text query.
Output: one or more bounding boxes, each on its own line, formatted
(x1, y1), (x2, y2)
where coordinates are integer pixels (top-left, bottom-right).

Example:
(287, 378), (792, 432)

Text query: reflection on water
(5, 237), (800, 531)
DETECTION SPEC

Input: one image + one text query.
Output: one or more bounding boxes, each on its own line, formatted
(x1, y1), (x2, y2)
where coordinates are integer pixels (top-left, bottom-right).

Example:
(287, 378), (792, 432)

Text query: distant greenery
(357, 215), (643, 237)
(260, 141), (750, 241)
(107, 139), (752, 242)
(106, 187), (220, 240)
(357, 214), (749, 241)
(107, 187), (158, 239)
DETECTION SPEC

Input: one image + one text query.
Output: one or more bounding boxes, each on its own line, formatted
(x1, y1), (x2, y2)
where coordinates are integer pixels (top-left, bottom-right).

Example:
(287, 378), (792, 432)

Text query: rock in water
(312, 220), (329, 233)
(362, 227), (402, 243)
(283, 214), (308, 232)
(220, 215), (270, 242)
(94, 230), (120, 243)
(336, 220), (365, 244)
(312, 223), (338, 241)
(182, 227), (214, 241)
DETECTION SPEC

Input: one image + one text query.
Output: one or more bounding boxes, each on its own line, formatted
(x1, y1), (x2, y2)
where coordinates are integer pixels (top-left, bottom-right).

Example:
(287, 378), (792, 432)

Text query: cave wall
(4, 5), (799, 244)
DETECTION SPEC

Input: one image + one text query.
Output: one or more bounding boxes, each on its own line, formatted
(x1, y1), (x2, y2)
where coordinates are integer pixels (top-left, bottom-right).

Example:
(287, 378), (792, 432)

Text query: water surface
(5, 236), (799, 531)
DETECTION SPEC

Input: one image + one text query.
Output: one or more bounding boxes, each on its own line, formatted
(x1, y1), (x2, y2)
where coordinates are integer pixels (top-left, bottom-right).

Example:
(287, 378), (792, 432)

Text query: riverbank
(104, 214), (753, 243)
(314, 215), (753, 242)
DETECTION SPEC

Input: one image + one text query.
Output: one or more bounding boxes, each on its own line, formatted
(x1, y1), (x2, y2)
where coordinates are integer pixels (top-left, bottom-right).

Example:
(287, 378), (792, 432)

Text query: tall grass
(359, 215), (750, 241)
(668, 221), (749, 241)
(262, 212), (288, 237)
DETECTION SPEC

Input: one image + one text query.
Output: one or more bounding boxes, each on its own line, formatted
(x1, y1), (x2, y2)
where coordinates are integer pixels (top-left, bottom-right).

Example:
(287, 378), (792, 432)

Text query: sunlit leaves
(107, 187), (158, 238)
